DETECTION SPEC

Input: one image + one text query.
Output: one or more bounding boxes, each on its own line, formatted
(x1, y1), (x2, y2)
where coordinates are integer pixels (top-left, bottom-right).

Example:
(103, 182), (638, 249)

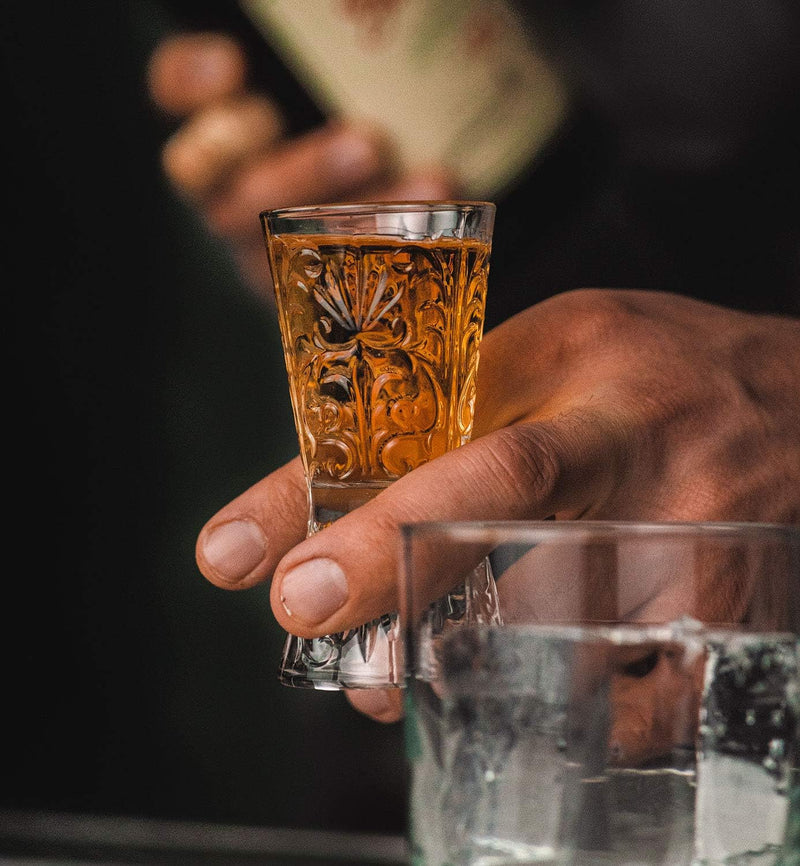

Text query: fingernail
(202, 519), (266, 582)
(327, 129), (383, 181)
(280, 558), (349, 624)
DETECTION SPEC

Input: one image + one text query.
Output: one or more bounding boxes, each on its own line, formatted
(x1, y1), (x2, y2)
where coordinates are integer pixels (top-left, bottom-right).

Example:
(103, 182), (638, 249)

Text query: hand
(147, 33), (456, 296)
(195, 289), (800, 722)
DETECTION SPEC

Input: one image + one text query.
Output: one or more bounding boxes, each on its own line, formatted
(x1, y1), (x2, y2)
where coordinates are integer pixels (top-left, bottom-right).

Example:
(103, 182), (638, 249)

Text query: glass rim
(435, 621), (797, 642)
(260, 200), (495, 222)
(400, 519), (800, 542)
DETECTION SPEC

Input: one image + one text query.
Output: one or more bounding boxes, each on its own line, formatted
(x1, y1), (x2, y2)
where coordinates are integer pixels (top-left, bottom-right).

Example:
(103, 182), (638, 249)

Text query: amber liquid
(269, 234), (490, 525)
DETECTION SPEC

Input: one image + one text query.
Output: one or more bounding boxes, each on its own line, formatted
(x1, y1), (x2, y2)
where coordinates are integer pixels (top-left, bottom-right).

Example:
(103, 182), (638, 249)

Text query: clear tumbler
(402, 520), (800, 866)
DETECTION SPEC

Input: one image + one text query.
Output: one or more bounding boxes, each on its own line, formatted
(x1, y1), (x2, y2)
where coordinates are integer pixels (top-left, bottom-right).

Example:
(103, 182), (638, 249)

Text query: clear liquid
(695, 633), (798, 866)
(406, 624), (799, 866)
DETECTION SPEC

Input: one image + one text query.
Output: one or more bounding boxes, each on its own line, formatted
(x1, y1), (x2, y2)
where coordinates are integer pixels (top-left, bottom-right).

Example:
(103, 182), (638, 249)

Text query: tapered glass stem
(278, 483), (402, 690)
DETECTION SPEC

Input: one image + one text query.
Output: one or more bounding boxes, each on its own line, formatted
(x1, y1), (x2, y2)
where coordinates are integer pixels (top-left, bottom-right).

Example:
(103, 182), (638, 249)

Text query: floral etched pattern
(271, 235), (490, 485)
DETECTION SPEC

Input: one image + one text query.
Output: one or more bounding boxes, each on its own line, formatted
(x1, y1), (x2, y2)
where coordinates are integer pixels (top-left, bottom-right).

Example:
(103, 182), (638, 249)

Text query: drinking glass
(401, 520), (800, 866)
(261, 202), (499, 689)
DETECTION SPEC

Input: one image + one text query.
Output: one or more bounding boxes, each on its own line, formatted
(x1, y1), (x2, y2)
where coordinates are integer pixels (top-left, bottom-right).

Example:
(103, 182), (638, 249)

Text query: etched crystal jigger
(261, 202), (498, 689)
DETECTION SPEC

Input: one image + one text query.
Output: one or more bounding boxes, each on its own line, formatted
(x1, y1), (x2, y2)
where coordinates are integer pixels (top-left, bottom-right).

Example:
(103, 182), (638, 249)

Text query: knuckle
(161, 97), (284, 198)
(161, 132), (201, 192)
(669, 454), (754, 521)
(679, 475), (736, 520)
(479, 425), (561, 514)
(556, 288), (642, 350)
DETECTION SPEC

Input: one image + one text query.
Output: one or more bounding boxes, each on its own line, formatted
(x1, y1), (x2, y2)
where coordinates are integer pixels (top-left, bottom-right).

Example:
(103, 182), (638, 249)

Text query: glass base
(277, 558), (502, 690)
(278, 613), (403, 690)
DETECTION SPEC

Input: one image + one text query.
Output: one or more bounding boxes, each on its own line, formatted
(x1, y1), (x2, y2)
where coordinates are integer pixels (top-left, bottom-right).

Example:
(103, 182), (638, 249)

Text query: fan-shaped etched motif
(272, 235), (490, 485)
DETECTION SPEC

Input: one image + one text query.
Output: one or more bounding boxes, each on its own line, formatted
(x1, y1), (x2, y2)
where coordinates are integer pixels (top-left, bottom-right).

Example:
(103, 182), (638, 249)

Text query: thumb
(269, 410), (620, 638)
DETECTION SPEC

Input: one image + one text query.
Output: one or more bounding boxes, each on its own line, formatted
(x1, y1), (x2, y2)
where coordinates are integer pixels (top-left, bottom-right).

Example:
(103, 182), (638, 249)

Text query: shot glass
(402, 520), (800, 866)
(261, 202), (499, 689)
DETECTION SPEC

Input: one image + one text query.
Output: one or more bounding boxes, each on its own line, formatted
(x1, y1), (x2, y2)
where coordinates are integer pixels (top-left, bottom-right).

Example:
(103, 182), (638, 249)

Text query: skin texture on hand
(149, 28), (799, 764)
(147, 32), (456, 298)
(195, 288), (800, 721)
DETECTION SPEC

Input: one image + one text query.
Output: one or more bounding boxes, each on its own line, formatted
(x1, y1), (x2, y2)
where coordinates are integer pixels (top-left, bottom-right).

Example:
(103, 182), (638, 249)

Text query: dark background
(3, 0), (798, 839)
(3, 0), (406, 835)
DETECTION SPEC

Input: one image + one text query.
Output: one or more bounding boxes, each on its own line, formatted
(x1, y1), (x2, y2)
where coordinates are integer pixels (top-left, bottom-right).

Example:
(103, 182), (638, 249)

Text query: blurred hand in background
(147, 32), (456, 296)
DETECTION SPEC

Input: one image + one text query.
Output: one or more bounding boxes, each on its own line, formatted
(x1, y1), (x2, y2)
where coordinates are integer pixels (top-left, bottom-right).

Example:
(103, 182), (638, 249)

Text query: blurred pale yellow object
(241, 0), (567, 198)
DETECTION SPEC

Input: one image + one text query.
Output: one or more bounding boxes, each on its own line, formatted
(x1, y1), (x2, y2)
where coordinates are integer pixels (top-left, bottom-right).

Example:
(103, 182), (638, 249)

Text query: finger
(268, 410), (624, 638)
(356, 166), (459, 202)
(162, 94), (284, 198)
(147, 32), (247, 116)
(209, 164), (456, 299)
(195, 457), (308, 590)
(609, 645), (704, 766)
(204, 122), (390, 240)
(345, 688), (404, 723)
